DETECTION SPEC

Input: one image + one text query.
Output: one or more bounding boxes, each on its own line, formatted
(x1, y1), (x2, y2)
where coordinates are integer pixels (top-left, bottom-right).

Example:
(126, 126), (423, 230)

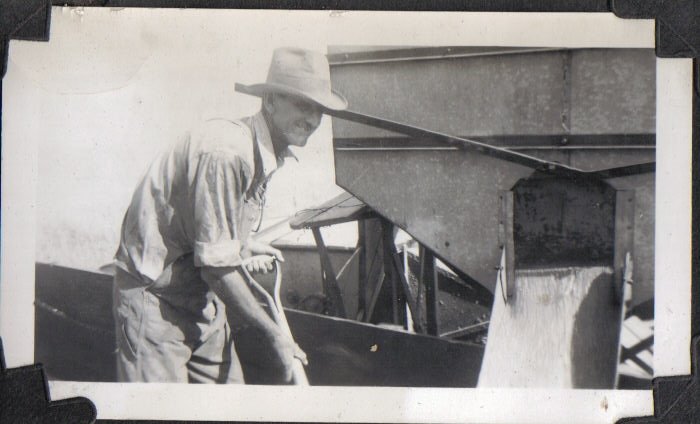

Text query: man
(113, 47), (348, 384)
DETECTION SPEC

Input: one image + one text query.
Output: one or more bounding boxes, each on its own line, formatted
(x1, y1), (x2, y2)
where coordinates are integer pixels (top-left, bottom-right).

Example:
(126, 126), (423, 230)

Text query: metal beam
(620, 335), (654, 361)
(381, 220), (403, 325)
(440, 321), (489, 339)
(235, 83), (656, 180)
(364, 270), (385, 323)
(501, 191), (515, 299)
(392, 251), (422, 333)
(420, 246), (439, 336)
(336, 246), (362, 282)
(328, 108), (586, 178)
(327, 47), (565, 66)
(327, 109), (656, 180)
(613, 190), (636, 303)
(334, 134), (657, 150)
(356, 220), (367, 320)
(311, 228), (347, 318)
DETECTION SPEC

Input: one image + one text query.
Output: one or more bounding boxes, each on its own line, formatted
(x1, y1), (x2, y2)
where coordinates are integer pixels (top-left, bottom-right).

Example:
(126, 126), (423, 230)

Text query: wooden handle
(242, 261), (310, 386)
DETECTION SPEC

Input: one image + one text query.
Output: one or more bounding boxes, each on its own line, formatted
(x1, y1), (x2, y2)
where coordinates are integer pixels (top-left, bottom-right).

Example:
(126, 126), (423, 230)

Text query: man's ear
(262, 93), (275, 114)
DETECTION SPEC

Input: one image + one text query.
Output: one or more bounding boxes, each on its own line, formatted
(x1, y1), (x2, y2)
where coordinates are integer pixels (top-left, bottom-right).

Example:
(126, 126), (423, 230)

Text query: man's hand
(268, 331), (308, 383)
(241, 239), (284, 274)
(241, 255), (276, 274)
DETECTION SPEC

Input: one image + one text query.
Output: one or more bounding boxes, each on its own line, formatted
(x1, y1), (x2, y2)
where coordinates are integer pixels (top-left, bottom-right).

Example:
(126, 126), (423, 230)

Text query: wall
(4, 8), (346, 273)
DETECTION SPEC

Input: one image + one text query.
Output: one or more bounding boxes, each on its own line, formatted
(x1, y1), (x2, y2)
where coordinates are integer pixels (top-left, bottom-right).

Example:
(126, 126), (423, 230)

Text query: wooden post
(613, 190), (635, 304)
(361, 218), (385, 323)
(357, 220), (367, 320)
(392, 251), (422, 332)
(381, 219), (401, 325)
(420, 245), (439, 336)
(613, 190), (635, 387)
(500, 191), (515, 300)
(311, 227), (346, 318)
(364, 270), (385, 323)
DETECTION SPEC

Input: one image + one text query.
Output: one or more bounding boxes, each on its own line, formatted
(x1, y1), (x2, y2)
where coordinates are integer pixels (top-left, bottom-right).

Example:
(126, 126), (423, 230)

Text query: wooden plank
(311, 228), (347, 318)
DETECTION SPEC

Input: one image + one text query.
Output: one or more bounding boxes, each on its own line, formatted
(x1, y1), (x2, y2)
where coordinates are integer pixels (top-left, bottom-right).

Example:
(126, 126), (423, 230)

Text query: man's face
(266, 93), (323, 148)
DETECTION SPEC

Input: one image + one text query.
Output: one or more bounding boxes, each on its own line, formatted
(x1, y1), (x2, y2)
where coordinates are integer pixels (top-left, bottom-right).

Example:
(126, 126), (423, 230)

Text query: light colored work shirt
(114, 112), (294, 311)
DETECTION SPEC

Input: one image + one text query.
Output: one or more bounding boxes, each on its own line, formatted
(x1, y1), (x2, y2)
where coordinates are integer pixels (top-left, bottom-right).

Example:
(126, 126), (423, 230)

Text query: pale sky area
(4, 7), (351, 272)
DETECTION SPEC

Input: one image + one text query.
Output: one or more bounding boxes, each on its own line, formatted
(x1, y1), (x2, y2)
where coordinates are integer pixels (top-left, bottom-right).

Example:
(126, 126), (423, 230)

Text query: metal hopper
(322, 47), (655, 388)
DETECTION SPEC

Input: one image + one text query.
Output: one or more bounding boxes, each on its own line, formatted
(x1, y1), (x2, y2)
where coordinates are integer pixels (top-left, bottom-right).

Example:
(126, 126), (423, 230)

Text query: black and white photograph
(1, 8), (692, 423)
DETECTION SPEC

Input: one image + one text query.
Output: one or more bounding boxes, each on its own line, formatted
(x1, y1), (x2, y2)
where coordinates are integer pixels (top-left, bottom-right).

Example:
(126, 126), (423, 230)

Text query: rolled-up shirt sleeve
(192, 151), (250, 268)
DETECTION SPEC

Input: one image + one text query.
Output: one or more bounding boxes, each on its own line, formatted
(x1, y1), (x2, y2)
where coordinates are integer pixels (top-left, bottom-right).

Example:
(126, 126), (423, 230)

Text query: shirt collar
(251, 111), (298, 179)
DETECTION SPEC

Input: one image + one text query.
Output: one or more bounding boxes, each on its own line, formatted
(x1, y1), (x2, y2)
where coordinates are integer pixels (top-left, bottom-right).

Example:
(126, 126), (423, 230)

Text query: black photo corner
(0, 0), (698, 422)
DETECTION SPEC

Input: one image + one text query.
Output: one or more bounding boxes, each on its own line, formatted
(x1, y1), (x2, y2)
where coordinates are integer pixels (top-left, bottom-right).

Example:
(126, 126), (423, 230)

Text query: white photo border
(1, 8), (693, 423)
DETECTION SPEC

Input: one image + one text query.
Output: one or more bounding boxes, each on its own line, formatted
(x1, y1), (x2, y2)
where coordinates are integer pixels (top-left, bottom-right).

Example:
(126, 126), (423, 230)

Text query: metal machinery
(309, 46), (656, 388)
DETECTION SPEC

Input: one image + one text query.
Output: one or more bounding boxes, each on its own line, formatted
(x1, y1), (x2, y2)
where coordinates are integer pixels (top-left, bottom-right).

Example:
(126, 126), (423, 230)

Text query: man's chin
(284, 134), (310, 147)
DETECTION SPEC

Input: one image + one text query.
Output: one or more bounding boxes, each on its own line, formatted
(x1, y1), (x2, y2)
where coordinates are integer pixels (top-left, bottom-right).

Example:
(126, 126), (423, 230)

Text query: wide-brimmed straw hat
(235, 47), (348, 111)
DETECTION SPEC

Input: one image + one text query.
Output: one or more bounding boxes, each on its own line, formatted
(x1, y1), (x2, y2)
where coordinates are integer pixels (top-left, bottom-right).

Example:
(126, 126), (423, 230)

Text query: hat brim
(235, 82), (348, 111)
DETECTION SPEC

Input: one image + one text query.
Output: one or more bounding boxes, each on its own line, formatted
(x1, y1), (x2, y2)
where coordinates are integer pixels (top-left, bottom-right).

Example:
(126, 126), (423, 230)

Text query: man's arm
(189, 139), (305, 382)
(240, 238), (285, 273)
(200, 265), (304, 382)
